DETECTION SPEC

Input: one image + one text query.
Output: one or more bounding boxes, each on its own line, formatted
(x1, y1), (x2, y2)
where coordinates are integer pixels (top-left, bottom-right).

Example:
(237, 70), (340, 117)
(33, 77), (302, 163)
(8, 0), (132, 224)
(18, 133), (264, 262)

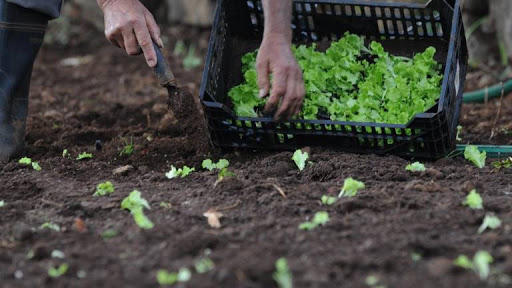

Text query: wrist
(263, 31), (292, 44)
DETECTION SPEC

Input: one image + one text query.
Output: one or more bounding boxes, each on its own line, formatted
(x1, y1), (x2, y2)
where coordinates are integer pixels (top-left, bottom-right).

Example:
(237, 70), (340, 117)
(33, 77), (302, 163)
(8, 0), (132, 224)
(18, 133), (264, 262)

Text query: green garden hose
(455, 144), (512, 158)
(463, 79), (512, 103)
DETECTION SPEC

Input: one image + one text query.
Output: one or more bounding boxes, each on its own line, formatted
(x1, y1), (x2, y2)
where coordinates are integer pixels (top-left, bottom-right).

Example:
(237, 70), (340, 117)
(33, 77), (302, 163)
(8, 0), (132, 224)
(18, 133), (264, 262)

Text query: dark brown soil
(1, 26), (512, 288)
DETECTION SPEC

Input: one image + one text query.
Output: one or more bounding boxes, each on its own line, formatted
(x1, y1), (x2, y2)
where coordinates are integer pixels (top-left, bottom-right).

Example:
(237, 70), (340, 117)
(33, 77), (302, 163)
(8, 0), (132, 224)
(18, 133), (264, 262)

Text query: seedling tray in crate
(199, 0), (468, 159)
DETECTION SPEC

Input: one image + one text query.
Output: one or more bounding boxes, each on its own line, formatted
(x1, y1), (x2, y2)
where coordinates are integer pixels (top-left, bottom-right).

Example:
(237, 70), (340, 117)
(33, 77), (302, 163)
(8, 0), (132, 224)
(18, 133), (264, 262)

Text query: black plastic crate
(199, 0), (468, 159)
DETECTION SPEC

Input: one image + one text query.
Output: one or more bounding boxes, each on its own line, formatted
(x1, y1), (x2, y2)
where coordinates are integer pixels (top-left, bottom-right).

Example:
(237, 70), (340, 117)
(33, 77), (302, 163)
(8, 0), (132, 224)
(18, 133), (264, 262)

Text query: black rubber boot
(0, 1), (49, 163)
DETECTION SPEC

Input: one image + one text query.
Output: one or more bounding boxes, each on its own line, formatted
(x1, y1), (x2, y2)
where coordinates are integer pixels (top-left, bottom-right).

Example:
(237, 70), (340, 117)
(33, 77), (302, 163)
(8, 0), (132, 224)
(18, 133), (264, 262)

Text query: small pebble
(95, 140), (103, 151)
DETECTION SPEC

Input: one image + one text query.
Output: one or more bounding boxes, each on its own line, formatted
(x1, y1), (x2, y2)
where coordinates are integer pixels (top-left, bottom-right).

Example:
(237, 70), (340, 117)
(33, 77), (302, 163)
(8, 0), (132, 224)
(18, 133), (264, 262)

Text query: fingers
(144, 10), (163, 48)
(264, 68), (287, 117)
(122, 28), (141, 56)
(256, 58), (270, 99)
(133, 21), (157, 67)
(275, 71), (299, 120)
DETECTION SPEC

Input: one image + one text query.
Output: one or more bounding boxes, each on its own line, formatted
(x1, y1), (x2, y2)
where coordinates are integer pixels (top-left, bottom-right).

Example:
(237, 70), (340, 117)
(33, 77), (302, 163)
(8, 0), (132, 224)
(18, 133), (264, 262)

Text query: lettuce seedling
(76, 152), (93, 160)
(464, 145), (486, 168)
(406, 162), (426, 172)
(202, 159), (229, 171)
(62, 149), (70, 158)
(119, 138), (134, 157)
(40, 222), (61, 232)
(165, 165), (195, 179)
(456, 125), (463, 141)
(299, 211), (330, 231)
(121, 190), (154, 229)
(18, 157), (42, 171)
(463, 189), (483, 210)
(101, 229), (118, 240)
(454, 251), (493, 280)
(94, 181), (115, 196)
(273, 258), (292, 288)
(292, 149), (309, 171)
(19, 157), (32, 165)
(478, 214), (501, 234)
(157, 268), (191, 286)
(48, 263), (68, 278)
(157, 269), (178, 286)
(182, 45), (202, 70)
(492, 157), (512, 170)
(218, 168), (235, 181)
(194, 258), (215, 274)
(0, 200), (5, 207)
(321, 195), (337, 205)
(339, 178), (365, 198)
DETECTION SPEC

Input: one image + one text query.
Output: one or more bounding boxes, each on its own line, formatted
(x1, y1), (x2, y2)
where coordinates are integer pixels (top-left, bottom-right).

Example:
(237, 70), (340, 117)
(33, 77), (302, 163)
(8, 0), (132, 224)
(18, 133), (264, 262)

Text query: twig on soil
(490, 82), (505, 140)
(41, 198), (64, 208)
(215, 200), (241, 212)
(271, 184), (287, 198)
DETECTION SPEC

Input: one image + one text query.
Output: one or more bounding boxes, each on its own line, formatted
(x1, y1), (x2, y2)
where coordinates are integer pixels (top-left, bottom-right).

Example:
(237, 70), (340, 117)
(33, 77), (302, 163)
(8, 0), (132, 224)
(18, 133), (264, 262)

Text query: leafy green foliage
(463, 189), (483, 210)
(194, 258), (215, 274)
(119, 138), (135, 157)
(339, 178), (365, 198)
(365, 275), (386, 288)
(321, 195), (337, 205)
(464, 145), (486, 168)
(94, 181), (115, 197)
(0, 200), (5, 207)
(101, 229), (118, 240)
(273, 258), (292, 288)
(218, 168), (235, 181)
(121, 190), (154, 229)
(202, 159), (229, 171)
(18, 157), (42, 171)
(456, 125), (463, 141)
(76, 152), (93, 160)
(157, 269), (178, 286)
(299, 211), (330, 231)
(229, 33), (442, 125)
(492, 157), (512, 170)
(19, 157), (32, 165)
(165, 165), (195, 179)
(292, 150), (309, 171)
(454, 251), (493, 280)
(62, 149), (70, 158)
(48, 263), (68, 278)
(157, 268), (191, 286)
(406, 162), (426, 172)
(40, 222), (61, 232)
(478, 214), (501, 234)
(31, 162), (42, 171)
(182, 45), (202, 70)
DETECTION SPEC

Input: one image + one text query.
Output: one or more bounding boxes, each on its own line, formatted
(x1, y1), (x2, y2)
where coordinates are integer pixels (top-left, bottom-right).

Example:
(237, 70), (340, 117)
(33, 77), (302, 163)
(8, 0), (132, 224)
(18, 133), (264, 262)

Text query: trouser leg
(0, 0), (48, 162)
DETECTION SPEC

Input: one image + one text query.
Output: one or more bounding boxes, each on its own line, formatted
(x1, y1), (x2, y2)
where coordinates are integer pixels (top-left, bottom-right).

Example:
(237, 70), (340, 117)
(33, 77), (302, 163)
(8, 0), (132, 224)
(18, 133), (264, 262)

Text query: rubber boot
(0, 1), (48, 163)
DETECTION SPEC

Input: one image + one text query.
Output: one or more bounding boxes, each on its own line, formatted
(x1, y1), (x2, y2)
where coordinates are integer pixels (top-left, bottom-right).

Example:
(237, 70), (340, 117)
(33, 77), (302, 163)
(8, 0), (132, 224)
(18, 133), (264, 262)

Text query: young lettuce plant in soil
(48, 263), (68, 278)
(121, 190), (154, 229)
(321, 195), (337, 205)
(229, 33), (443, 125)
(94, 181), (115, 196)
(165, 165), (195, 179)
(18, 157), (42, 171)
(202, 159), (235, 182)
(463, 189), (484, 210)
(292, 149), (309, 171)
(299, 211), (330, 231)
(76, 152), (93, 160)
(454, 251), (493, 280)
(339, 178), (365, 198)
(406, 162), (426, 172)
(273, 258), (293, 288)
(464, 145), (486, 168)
(478, 214), (501, 234)
(492, 157), (512, 170)
(156, 267), (192, 286)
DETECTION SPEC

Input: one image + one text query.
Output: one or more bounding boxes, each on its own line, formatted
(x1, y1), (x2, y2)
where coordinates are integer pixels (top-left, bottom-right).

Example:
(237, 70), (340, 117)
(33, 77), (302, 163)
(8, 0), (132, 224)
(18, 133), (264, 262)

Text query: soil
(1, 25), (512, 288)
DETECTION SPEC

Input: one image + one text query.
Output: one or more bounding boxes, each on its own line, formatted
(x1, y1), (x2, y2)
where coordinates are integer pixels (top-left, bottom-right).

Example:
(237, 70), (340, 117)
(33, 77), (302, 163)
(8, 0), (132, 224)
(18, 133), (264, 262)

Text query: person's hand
(256, 34), (305, 121)
(97, 0), (163, 67)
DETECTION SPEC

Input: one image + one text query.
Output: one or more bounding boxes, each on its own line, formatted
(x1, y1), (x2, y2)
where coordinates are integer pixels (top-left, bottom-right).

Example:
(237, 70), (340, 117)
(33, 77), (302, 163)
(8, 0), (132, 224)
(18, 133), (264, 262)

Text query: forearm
(262, 0), (293, 42)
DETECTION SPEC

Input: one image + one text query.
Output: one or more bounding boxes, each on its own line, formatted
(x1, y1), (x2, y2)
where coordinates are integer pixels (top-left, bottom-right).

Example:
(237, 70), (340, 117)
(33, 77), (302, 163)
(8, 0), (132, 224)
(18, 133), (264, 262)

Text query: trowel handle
(152, 41), (177, 87)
